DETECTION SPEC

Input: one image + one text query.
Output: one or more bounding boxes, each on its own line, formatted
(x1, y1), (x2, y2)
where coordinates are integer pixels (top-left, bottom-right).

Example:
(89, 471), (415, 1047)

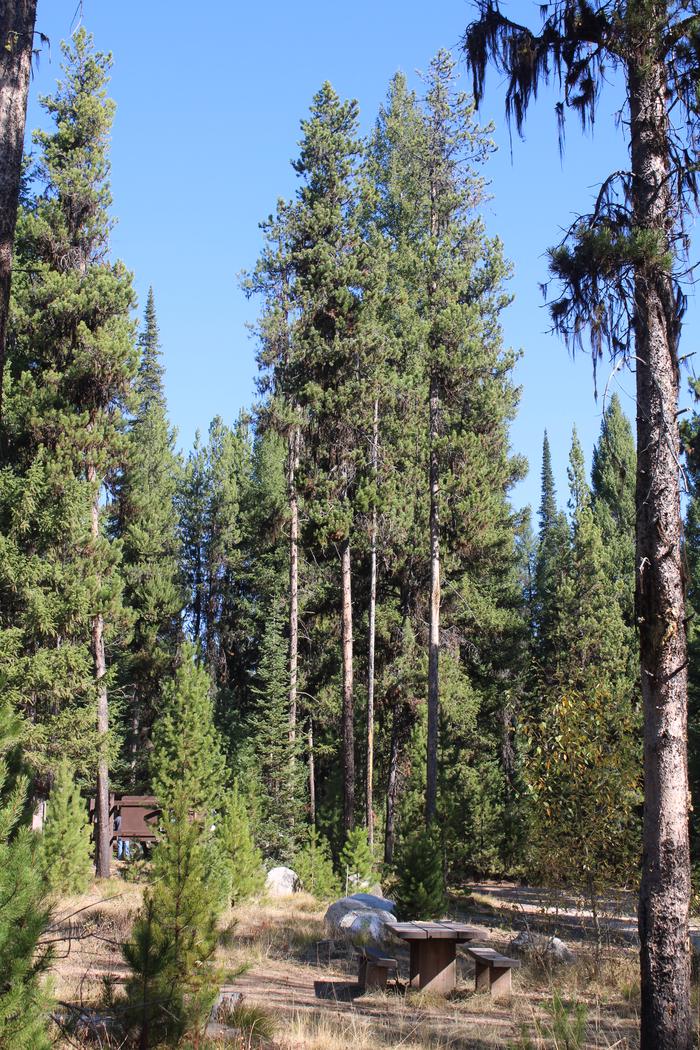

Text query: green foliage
(150, 647), (227, 814)
(246, 605), (304, 861)
(394, 826), (446, 920)
(0, 704), (52, 1050)
(524, 688), (640, 890)
(218, 783), (265, 904)
(125, 656), (226, 1046)
(339, 827), (375, 891)
(293, 826), (339, 900)
(111, 288), (182, 789)
(41, 760), (93, 896)
(513, 992), (588, 1050)
(0, 29), (136, 779)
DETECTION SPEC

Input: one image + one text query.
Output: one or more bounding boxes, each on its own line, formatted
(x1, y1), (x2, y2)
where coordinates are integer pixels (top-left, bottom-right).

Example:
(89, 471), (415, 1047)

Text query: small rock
(265, 866), (299, 897)
(510, 930), (575, 963)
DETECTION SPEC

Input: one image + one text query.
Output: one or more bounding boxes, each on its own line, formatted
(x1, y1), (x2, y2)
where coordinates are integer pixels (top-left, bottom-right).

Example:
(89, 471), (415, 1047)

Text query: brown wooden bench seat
(462, 946), (520, 998)
(357, 946), (398, 991)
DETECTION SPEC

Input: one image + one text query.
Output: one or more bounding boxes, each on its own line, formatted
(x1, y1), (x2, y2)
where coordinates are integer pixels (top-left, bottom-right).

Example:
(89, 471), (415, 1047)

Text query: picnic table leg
(411, 941), (457, 994)
(409, 942), (421, 988)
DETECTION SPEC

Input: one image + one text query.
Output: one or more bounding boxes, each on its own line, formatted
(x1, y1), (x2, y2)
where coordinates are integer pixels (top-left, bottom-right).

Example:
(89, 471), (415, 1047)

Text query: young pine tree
(218, 782), (265, 904)
(125, 653), (227, 1045)
(293, 826), (339, 900)
(339, 827), (375, 892)
(0, 702), (52, 1050)
(41, 760), (93, 895)
(394, 826), (446, 920)
(247, 605), (303, 861)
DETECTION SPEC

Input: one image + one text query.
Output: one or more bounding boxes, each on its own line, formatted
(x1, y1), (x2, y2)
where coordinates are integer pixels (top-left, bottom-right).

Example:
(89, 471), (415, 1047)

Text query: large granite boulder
(265, 866), (299, 897)
(324, 893), (397, 949)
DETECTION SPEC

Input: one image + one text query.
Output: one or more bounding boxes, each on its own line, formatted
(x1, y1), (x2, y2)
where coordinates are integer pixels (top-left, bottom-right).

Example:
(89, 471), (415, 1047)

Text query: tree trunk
(629, 56), (691, 1050)
(288, 426), (300, 740)
(0, 0), (36, 429)
(366, 398), (378, 844)
(89, 464), (111, 878)
(384, 698), (402, 866)
(341, 537), (355, 833)
(308, 716), (316, 826)
(425, 374), (440, 824)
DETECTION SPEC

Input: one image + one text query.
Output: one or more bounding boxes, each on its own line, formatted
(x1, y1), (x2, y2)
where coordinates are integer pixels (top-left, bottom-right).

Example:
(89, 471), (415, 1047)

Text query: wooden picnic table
(385, 920), (479, 994)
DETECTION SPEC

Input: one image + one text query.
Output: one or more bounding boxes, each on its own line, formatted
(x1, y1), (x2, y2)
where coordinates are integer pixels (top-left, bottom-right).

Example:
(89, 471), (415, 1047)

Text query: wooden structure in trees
(88, 794), (161, 846)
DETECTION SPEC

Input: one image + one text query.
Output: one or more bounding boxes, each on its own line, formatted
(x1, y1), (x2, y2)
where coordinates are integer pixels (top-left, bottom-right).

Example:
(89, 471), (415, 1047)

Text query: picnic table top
(385, 920), (479, 941)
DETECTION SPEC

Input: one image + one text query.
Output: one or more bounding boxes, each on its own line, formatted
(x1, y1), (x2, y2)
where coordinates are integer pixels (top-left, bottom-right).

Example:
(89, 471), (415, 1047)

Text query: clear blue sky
(27, 0), (699, 514)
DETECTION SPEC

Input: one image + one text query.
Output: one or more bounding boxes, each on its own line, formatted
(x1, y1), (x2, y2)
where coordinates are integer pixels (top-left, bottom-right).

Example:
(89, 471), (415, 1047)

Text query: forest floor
(48, 875), (662, 1049)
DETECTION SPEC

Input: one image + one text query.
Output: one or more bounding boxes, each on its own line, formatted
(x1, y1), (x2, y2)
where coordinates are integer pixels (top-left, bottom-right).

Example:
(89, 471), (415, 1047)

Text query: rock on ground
(509, 930), (575, 963)
(265, 866), (299, 897)
(324, 893), (397, 949)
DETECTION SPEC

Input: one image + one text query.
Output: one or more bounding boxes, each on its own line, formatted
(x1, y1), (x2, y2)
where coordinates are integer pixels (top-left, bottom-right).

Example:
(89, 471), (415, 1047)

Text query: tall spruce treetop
(464, 3), (699, 1042)
(136, 287), (166, 413)
(538, 431), (557, 533)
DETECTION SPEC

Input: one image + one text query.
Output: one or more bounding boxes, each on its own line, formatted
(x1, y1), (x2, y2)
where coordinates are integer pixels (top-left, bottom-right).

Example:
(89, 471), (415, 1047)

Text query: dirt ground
(48, 877), (652, 1049)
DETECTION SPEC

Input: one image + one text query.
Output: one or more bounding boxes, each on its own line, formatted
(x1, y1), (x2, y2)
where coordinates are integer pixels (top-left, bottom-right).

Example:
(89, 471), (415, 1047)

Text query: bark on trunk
(366, 398), (379, 844)
(425, 374), (440, 824)
(289, 426), (299, 740)
(629, 56), (691, 1050)
(341, 537), (355, 833)
(308, 717), (316, 826)
(0, 0), (37, 430)
(384, 699), (402, 866)
(89, 464), (111, 878)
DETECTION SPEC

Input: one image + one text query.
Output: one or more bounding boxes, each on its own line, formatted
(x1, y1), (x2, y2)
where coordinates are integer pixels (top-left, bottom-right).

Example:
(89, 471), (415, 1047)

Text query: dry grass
(47, 882), (652, 1049)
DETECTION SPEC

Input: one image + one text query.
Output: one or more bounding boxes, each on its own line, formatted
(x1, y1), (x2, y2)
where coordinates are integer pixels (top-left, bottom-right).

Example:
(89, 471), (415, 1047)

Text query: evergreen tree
(1, 30), (138, 875)
(41, 760), (93, 895)
(125, 652), (226, 1045)
(371, 54), (524, 832)
(591, 393), (636, 631)
(464, 2), (700, 1034)
(112, 289), (182, 788)
(394, 826), (446, 921)
(247, 605), (303, 861)
(293, 826), (339, 900)
(0, 702), (52, 1050)
(150, 647), (227, 814)
(284, 82), (376, 835)
(532, 432), (570, 686)
(339, 827), (375, 891)
(218, 782), (265, 904)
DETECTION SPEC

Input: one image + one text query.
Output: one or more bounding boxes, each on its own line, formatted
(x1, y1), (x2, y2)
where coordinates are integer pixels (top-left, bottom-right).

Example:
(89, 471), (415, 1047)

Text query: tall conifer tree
(1, 31), (137, 875)
(113, 289), (182, 787)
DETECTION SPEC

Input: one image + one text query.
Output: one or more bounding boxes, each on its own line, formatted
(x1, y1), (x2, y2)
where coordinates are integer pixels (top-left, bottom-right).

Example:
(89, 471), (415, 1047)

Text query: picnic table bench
(461, 945), (520, 998)
(385, 921), (478, 994)
(357, 946), (398, 991)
